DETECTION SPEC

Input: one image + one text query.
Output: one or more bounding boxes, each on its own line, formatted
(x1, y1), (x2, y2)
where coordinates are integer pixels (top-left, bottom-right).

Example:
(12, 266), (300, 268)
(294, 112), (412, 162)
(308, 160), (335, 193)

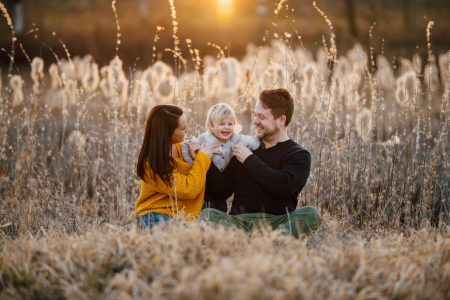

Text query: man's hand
(233, 142), (253, 163)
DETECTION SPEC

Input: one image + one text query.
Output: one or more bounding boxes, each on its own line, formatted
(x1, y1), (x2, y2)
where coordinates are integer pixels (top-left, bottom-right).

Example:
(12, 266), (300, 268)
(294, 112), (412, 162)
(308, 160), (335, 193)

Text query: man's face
(252, 100), (279, 140)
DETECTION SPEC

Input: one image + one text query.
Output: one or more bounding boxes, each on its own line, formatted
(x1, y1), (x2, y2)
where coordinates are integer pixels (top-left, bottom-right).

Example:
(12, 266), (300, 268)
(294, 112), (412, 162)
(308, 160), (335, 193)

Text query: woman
(135, 104), (218, 228)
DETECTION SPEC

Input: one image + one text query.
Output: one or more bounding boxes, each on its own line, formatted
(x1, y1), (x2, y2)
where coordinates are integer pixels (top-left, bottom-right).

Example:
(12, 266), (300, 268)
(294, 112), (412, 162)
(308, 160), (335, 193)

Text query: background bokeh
(1, 0), (449, 70)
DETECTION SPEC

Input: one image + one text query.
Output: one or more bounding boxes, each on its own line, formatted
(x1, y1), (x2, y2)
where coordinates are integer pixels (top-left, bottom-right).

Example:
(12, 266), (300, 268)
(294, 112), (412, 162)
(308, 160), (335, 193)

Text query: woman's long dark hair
(137, 105), (183, 186)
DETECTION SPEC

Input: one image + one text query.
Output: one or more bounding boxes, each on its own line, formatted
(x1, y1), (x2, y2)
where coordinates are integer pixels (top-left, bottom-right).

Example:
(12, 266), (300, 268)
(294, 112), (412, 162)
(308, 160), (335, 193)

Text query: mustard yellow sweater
(135, 143), (211, 218)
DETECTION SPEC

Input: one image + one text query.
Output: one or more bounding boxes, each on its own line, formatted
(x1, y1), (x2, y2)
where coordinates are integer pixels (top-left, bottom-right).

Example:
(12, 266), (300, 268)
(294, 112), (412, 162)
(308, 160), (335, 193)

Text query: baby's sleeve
(181, 135), (207, 164)
(237, 134), (260, 150)
(181, 142), (194, 164)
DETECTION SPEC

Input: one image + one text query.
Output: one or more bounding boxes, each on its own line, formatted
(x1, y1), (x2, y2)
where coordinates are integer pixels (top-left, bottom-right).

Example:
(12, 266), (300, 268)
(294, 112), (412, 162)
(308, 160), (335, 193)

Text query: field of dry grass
(1, 0), (450, 298)
(1, 218), (449, 299)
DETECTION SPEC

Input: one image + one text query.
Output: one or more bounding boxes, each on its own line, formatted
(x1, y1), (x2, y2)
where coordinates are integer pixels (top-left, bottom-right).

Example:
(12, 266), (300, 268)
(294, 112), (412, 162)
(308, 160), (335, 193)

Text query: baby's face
(213, 115), (235, 143)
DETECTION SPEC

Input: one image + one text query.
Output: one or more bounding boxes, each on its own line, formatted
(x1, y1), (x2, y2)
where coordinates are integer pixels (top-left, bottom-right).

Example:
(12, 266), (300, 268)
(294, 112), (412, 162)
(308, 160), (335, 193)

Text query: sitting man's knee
(294, 205), (321, 233)
(306, 206), (321, 226)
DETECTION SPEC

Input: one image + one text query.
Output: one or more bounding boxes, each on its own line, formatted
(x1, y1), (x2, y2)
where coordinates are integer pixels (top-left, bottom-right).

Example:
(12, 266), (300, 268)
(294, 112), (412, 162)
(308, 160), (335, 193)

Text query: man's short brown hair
(259, 88), (294, 126)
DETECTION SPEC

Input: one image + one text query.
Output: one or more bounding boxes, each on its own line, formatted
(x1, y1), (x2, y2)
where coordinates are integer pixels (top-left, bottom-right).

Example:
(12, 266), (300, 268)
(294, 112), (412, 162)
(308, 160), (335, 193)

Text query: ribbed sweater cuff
(196, 151), (212, 163)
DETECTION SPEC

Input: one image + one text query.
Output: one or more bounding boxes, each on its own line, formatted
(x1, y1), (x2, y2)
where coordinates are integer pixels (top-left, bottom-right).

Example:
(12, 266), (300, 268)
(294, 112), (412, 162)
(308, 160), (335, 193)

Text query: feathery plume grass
(312, 1), (337, 64)
(30, 57), (44, 94)
(168, 0), (181, 66)
(9, 74), (24, 107)
(111, 0), (122, 57)
(0, 2), (16, 76)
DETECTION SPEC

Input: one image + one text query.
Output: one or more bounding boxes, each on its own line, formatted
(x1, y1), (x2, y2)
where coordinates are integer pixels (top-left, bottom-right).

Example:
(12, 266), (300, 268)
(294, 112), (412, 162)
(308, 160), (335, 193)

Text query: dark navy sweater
(226, 139), (311, 215)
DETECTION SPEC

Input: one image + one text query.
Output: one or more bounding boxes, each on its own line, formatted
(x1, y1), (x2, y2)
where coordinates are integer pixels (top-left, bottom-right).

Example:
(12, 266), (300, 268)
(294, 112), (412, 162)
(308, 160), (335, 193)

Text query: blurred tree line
(0, 0), (449, 69)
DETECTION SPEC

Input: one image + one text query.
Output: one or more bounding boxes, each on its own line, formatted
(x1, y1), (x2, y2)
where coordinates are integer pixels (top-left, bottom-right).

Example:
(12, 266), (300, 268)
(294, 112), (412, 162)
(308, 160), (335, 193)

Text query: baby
(182, 103), (259, 172)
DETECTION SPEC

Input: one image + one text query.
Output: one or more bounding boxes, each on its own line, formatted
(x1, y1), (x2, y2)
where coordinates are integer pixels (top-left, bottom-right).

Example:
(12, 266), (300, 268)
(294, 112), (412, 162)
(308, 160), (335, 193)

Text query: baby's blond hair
(205, 103), (242, 134)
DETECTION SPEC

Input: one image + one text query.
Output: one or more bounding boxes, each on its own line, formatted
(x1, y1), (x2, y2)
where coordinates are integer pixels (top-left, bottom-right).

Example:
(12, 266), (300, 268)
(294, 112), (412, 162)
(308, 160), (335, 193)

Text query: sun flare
(216, 0), (233, 17)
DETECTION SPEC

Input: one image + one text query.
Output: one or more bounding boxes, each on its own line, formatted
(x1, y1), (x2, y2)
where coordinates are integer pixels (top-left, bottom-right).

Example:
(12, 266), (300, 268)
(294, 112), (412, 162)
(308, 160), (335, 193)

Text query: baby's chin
(216, 135), (229, 142)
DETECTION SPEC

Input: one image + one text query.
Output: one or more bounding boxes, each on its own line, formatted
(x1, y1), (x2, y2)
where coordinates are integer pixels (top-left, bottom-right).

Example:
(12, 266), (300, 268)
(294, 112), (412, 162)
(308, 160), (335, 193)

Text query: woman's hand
(199, 141), (220, 158)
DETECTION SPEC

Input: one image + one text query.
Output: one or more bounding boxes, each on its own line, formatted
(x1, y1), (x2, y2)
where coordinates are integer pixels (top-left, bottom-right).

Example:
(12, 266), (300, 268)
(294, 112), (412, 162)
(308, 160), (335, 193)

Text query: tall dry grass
(0, 40), (448, 236)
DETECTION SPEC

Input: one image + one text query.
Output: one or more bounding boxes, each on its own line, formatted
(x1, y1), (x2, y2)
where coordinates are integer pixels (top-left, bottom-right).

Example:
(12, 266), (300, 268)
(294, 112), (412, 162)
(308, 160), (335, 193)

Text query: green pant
(199, 206), (321, 238)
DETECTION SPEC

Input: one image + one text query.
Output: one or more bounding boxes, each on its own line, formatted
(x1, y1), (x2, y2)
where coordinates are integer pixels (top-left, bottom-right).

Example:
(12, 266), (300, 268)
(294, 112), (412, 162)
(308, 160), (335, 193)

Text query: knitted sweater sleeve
(151, 151), (211, 200)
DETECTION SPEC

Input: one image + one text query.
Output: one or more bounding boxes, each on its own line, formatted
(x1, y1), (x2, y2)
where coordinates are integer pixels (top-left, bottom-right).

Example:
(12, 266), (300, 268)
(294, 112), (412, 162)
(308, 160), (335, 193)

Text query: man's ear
(277, 115), (287, 127)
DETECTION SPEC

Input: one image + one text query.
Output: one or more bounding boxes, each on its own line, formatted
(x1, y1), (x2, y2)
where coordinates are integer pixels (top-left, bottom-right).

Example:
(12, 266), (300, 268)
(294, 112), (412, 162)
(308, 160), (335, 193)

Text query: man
(200, 88), (321, 237)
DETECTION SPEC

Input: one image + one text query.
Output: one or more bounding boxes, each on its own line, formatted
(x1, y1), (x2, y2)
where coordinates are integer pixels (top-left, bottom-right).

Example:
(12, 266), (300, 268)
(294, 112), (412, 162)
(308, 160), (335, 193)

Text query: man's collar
(261, 137), (290, 149)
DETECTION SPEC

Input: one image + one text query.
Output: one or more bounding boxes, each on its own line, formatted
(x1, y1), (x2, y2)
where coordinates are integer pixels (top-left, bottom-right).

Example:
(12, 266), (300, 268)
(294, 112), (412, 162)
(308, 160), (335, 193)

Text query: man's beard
(254, 125), (277, 140)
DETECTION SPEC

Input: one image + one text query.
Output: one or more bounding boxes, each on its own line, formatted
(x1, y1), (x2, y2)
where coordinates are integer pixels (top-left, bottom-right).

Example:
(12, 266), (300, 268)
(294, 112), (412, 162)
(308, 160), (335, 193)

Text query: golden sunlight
(216, 0), (233, 17)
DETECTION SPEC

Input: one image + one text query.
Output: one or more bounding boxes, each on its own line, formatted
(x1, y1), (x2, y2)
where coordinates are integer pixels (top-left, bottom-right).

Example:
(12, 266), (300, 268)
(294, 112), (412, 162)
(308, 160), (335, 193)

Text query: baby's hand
(200, 141), (221, 158)
(187, 140), (201, 159)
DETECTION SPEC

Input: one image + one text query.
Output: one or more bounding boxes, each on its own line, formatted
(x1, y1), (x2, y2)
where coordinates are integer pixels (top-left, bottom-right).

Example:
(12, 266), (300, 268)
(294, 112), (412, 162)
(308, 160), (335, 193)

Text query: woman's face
(171, 114), (187, 144)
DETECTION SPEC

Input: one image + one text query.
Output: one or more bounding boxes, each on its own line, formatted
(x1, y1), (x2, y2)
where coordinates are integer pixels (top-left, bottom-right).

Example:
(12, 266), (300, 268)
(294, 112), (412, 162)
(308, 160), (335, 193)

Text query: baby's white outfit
(181, 133), (260, 172)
